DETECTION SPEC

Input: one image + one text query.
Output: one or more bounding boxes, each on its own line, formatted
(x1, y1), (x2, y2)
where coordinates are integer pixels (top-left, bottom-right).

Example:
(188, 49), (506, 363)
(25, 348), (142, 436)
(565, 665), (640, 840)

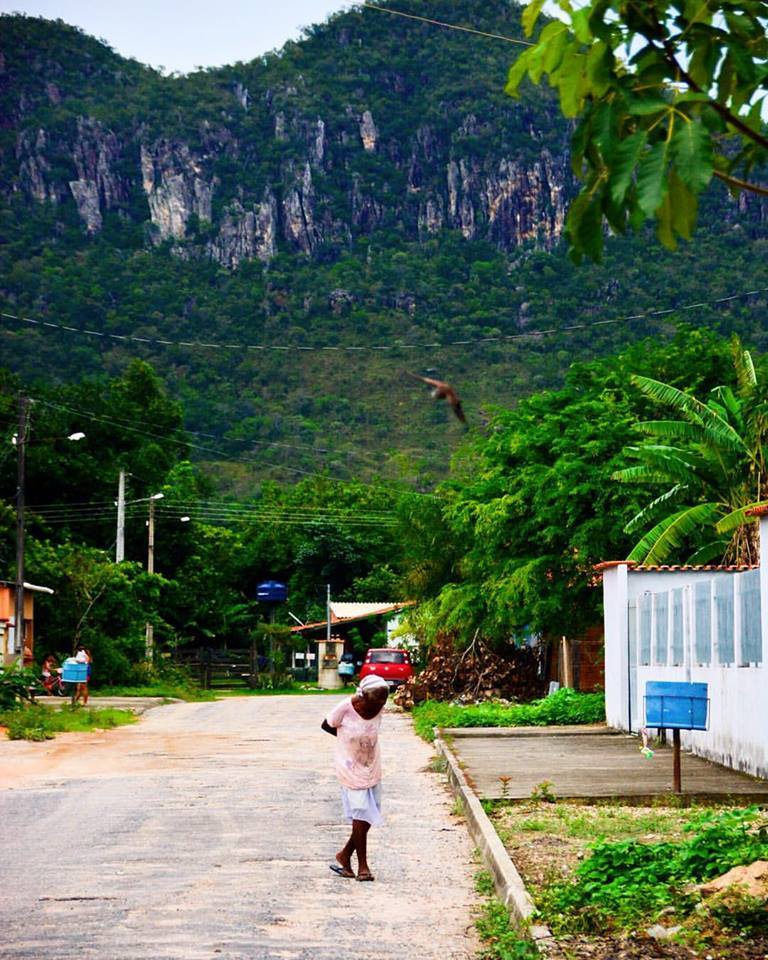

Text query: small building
(598, 507), (767, 780)
(0, 581), (55, 666)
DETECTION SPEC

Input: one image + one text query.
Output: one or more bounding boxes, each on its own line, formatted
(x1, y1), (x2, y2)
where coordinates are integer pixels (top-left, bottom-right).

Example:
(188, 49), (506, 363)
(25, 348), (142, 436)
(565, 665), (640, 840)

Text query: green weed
(0, 704), (137, 740)
(539, 806), (768, 935)
(473, 871), (539, 960)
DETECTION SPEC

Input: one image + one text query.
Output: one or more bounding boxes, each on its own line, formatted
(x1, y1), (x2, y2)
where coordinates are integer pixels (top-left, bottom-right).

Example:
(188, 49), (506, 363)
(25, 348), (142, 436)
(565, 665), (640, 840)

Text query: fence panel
(694, 581), (712, 665)
(639, 593), (652, 665)
(739, 568), (762, 664)
(671, 588), (685, 665)
(715, 577), (735, 664)
(654, 592), (668, 665)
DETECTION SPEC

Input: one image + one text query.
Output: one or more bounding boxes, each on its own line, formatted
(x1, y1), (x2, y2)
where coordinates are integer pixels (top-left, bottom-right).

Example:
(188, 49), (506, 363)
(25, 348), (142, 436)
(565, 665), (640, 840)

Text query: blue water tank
(257, 580), (287, 602)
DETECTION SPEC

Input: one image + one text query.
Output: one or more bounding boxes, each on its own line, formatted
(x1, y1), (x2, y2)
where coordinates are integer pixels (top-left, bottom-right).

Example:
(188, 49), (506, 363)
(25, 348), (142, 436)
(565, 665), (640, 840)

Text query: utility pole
(115, 469), (126, 563)
(145, 497), (156, 659)
(14, 396), (30, 661)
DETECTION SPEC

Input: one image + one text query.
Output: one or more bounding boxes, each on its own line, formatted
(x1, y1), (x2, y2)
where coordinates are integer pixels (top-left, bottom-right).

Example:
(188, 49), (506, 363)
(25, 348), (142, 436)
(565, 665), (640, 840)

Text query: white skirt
(341, 783), (383, 827)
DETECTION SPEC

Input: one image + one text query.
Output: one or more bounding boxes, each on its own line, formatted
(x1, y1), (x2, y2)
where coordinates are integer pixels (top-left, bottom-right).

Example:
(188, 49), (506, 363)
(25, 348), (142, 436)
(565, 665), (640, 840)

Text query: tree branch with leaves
(507, 0), (768, 260)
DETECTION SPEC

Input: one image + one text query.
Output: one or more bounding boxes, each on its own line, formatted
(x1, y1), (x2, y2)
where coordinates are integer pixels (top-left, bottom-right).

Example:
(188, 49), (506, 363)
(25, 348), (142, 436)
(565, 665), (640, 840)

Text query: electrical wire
(3, 286), (767, 356)
(361, 2), (535, 47)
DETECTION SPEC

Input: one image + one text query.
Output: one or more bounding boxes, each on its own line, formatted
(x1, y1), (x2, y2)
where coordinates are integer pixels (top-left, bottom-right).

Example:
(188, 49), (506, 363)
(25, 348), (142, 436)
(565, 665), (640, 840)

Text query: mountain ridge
(1, 3), (766, 489)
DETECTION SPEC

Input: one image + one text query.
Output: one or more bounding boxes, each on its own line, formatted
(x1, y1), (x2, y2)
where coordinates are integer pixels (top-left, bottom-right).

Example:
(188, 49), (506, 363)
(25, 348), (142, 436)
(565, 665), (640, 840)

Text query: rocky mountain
(0, 2), (766, 489)
(2, 2), (572, 266)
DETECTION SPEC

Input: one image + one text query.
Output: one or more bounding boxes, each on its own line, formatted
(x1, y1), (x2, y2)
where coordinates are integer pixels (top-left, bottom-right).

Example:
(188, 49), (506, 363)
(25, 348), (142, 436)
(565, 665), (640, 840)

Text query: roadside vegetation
(412, 689), (605, 742)
(488, 800), (768, 958)
(0, 703), (136, 741)
(473, 870), (538, 960)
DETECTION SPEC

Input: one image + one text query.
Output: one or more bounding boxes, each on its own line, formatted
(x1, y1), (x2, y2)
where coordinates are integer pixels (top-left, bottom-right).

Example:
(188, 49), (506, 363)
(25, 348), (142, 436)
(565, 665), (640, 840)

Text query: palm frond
(612, 465), (675, 484)
(732, 337), (757, 394)
(627, 502), (723, 565)
(715, 502), (766, 534)
(623, 483), (687, 534)
(631, 375), (748, 453)
(686, 540), (730, 565)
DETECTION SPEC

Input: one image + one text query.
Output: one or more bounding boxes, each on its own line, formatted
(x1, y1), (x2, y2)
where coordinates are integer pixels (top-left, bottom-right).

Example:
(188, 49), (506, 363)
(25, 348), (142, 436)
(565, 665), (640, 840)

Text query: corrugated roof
(290, 601), (415, 633)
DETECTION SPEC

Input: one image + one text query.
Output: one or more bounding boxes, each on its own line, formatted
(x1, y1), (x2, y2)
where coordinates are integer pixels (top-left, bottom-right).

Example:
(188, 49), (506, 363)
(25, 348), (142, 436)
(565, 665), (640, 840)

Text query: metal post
(672, 728), (682, 793)
(14, 396), (30, 661)
(326, 583), (331, 646)
(145, 498), (155, 658)
(116, 469), (126, 563)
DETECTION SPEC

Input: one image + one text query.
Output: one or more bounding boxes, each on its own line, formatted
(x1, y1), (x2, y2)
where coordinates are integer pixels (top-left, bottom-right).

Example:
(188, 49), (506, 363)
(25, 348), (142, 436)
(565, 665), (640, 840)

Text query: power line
(3, 286), (767, 356)
(361, 2), (535, 47)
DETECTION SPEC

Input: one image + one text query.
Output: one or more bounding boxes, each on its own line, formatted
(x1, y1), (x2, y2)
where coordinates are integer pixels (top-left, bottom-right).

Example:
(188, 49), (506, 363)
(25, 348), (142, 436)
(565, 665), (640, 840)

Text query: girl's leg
(352, 819), (372, 878)
(336, 831), (356, 876)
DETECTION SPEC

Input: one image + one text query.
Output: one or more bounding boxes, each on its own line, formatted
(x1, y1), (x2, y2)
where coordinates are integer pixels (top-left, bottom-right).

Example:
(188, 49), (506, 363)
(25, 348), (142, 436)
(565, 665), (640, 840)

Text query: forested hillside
(1, 1), (767, 487)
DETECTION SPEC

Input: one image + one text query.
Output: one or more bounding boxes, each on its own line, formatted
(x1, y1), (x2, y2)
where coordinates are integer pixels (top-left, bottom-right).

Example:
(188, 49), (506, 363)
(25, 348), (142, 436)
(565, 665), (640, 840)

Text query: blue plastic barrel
(62, 660), (88, 684)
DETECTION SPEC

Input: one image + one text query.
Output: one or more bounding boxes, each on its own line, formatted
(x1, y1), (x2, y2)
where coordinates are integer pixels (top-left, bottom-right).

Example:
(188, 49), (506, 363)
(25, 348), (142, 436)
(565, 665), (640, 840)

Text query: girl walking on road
(322, 674), (389, 882)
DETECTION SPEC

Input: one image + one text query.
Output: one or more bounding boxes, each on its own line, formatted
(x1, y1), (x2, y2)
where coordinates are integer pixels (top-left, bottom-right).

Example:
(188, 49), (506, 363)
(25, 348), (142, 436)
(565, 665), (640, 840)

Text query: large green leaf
(671, 121), (714, 193)
(522, 0), (546, 37)
(636, 140), (670, 216)
(609, 130), (648, 204)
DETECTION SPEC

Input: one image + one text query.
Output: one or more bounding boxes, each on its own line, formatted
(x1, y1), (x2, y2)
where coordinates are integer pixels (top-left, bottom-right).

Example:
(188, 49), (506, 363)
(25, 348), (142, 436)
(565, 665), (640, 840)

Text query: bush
(0, 663), (40, 709)
(412, 689), (606, 741)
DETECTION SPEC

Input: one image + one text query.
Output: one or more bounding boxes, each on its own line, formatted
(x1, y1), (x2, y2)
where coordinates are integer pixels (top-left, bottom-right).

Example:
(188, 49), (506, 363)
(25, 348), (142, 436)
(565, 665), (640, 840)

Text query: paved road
(0, 696), (477, 960)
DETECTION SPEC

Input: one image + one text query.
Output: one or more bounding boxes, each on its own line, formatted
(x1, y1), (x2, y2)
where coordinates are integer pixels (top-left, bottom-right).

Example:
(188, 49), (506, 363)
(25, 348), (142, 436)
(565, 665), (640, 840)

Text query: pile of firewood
(393, 633), (545, 710)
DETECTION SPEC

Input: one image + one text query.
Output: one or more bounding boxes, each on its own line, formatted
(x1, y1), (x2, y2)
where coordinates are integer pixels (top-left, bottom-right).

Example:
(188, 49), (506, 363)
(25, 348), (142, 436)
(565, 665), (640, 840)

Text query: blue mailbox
(256, 580), (287, 602)
(645, 681), (709, 731)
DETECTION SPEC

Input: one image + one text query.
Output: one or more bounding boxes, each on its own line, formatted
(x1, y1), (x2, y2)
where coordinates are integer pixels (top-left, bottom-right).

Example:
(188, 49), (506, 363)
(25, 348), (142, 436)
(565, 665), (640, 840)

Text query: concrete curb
(435, 733), (553, 948)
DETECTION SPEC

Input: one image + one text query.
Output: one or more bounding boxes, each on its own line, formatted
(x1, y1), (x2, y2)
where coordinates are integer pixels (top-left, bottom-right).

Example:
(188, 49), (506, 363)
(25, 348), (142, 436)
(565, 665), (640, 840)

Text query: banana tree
(614, 339), (768, 564)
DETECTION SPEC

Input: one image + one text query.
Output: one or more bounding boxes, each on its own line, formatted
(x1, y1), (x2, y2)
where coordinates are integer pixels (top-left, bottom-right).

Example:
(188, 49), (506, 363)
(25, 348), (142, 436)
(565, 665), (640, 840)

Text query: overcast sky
(0, 1), (356, 73)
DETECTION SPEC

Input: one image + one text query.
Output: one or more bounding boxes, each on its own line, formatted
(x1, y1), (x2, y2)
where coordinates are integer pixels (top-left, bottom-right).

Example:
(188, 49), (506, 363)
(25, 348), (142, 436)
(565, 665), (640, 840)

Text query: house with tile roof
(597, 507), (767, 780)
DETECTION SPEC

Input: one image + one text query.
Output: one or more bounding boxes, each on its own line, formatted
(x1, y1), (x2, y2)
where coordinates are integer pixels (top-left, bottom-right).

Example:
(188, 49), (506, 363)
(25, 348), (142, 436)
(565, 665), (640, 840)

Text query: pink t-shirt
(326, 696), (383, 789)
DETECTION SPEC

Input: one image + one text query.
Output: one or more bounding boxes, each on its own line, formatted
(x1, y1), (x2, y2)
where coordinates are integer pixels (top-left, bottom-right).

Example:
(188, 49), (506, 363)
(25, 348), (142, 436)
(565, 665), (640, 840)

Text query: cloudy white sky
(0, 1), (357, 72)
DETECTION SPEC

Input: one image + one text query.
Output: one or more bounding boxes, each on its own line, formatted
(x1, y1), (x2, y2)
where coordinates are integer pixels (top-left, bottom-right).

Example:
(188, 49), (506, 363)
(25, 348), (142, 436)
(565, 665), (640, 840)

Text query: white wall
(603, 560), (767, 780)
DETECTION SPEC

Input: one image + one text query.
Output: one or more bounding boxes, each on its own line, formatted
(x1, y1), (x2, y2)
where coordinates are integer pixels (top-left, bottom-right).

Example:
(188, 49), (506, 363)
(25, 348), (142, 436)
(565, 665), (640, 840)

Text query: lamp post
(12, 396), (85, 661)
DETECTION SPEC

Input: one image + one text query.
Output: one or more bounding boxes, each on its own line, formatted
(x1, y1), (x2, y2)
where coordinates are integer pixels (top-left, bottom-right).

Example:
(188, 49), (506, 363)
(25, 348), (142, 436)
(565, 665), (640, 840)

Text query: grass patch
(0, 704), (137, 740)
(412, 688), (605, 741)
(473, 870), (539, 960)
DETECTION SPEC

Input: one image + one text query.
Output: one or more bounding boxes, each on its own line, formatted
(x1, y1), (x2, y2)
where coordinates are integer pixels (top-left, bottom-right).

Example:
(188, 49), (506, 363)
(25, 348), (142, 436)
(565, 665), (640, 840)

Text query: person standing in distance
(322, 674), (389, 881)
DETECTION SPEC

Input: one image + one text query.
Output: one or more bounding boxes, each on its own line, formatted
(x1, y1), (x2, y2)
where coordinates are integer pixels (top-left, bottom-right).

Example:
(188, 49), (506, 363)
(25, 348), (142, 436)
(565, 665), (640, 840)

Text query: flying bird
(406, 372), (467, 425)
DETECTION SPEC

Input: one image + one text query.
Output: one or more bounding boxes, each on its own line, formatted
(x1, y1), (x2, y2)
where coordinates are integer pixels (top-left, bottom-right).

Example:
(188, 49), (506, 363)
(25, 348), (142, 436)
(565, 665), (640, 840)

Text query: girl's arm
(321, 719), (337, 737)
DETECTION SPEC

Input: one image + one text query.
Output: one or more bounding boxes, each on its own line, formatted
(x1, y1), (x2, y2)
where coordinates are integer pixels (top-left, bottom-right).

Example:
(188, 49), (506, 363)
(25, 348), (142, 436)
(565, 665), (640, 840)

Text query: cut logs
(393, 633), (545, 710)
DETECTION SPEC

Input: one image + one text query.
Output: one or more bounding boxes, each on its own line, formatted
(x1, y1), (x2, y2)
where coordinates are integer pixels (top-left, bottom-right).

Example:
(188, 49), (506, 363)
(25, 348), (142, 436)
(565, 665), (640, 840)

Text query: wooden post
(561, 636), (574, 689)
(672, 728), (682, 793)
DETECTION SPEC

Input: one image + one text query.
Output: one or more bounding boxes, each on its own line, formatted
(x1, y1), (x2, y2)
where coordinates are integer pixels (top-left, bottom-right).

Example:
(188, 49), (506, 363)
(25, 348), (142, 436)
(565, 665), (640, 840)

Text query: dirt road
(0, 696), (477, 959)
